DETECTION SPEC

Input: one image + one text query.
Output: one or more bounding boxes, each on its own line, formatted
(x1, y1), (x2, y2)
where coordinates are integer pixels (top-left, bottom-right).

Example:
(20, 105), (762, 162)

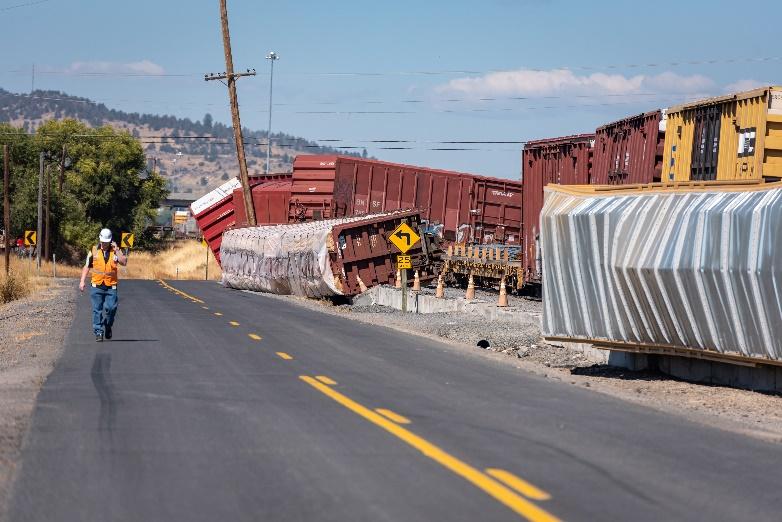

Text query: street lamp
(265, 51), (279, 175)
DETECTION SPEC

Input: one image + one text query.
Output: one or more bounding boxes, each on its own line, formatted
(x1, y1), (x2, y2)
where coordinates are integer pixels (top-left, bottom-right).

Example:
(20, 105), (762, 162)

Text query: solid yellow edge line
(248, 334), (262, 341)
(299, 376), (559, 522)
(276, 352), (293, 360)
(158, 280), (205, 304)
(315, 375), (338, 385)
(486, 468), (552, 501)
(375, 408), (411, 424)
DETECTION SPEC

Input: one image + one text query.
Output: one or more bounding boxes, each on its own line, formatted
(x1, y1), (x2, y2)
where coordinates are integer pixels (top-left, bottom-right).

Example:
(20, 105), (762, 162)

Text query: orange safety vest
(90, 246), (119, 287)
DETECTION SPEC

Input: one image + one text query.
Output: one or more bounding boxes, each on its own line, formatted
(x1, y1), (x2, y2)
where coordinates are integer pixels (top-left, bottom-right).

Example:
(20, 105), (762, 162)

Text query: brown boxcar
(592, 110), (665, 185)
(233, 180), (293, 227)
(291, 155), (522, 244)
(470, 177), (522, 245)
(521, 134), (594, 284)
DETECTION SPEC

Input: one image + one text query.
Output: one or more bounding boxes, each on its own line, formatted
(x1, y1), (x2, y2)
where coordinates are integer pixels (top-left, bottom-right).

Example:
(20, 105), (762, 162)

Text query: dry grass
(122, 240), (221, 281)
(1, 254), (79, 303)
(0, 241), (219, 302)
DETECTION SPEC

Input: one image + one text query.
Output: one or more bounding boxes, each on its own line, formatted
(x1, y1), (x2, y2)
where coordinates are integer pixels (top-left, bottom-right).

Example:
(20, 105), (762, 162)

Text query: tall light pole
(265, 51), (278, 175)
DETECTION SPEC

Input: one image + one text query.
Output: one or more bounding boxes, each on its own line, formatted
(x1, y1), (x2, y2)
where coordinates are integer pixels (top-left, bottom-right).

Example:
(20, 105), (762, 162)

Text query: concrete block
(606, 351), (650, 371)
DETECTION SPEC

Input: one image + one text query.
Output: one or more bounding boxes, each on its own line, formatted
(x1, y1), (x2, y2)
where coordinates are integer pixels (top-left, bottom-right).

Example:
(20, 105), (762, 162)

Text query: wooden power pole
(205, 0), (257, 226)
(3, 145), (9, 276)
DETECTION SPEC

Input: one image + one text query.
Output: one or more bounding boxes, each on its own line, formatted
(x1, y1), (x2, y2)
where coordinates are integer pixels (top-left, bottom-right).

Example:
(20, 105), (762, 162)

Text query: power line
(3, 54), (781, 78)
(0, 0), (50, 12)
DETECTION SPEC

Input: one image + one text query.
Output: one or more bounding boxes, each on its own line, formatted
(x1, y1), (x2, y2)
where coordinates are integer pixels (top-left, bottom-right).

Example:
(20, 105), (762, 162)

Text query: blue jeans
(90, 286), (118, 336)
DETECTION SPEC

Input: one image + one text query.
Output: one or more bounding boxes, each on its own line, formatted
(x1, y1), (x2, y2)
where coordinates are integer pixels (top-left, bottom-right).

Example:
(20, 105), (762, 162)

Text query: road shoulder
(0, 279), (76, 519)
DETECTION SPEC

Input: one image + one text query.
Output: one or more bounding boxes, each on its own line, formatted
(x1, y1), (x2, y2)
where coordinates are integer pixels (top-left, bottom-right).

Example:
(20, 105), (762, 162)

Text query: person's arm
(112, 242), (128, 266)
(79, 253), (91, 292)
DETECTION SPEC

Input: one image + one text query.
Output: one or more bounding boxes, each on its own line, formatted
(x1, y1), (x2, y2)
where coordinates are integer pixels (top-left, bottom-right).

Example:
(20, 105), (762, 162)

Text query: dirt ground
(0, 279), (76, 516)
(255, 287), (782, 444)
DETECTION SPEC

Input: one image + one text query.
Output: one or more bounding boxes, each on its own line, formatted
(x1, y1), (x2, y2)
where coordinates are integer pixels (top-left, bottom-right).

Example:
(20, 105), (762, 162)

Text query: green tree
(0, 119), (168, 259)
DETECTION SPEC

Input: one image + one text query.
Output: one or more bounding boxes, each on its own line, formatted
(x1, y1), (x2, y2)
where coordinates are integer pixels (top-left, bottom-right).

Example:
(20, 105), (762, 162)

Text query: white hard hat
(99, 228), (113, 243)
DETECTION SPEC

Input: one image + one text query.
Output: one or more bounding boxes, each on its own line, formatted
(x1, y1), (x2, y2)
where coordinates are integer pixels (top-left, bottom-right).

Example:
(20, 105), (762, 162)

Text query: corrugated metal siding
(593, 111), (664, 184)
(233, 180), (292, 227)
(521, 134), (594, 284)
(540, 182), (782, 363)
(470, 177), (522, 245)
(662, 86), (782, 182)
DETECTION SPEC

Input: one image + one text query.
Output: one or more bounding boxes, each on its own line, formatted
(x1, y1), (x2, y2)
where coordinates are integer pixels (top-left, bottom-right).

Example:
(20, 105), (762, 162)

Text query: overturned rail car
(220, 209), (438, 298)
(540, 179), (782, 366)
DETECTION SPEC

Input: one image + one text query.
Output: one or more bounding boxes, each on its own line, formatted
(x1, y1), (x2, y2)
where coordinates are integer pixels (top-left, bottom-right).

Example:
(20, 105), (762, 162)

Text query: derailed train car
(539, 180), (782, 366)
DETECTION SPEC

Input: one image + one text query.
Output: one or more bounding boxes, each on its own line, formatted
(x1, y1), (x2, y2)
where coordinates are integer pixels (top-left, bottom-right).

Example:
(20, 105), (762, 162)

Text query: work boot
(95, 333), (103, 342)
(105, 326), (112, 340)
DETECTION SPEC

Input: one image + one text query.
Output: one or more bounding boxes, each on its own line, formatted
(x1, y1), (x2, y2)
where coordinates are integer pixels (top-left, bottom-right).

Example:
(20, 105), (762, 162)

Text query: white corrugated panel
(540, 183), (782, 362)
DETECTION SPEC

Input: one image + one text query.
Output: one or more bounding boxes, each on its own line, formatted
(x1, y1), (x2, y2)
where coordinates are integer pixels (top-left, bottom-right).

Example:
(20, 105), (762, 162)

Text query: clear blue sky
(1, 0), (780, 179)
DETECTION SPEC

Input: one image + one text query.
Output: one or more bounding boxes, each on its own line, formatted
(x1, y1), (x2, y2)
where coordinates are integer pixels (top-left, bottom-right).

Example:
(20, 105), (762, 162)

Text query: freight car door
(690, 106), (721, 181)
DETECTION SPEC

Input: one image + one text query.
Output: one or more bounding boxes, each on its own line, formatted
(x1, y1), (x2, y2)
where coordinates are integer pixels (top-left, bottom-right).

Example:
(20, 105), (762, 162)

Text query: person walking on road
(79, 229), (127, 342)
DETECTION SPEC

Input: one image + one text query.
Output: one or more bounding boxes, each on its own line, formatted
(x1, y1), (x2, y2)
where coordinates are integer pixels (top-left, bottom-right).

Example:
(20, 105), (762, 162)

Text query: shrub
(0, 271), (29, 304)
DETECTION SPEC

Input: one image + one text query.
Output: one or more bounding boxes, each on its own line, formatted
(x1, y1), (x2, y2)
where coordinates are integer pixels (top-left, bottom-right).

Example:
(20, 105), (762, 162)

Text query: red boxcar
(291, 155), (522, 244)
(470, 177), (522, 245)
(592, 110), (665, 185)
(521, 134), (594, 284)
(233, 180), (293, 227)
(191, 174), (291, 263)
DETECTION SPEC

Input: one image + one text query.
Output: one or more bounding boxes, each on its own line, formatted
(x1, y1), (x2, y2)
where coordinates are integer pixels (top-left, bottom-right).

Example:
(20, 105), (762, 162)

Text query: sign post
(389, 222), (421, 314)
(202, 238), (209, 281)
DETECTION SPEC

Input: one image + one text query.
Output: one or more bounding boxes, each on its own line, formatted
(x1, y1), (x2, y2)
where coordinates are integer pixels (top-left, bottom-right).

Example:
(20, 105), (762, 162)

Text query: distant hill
(0, 88), (365, 196)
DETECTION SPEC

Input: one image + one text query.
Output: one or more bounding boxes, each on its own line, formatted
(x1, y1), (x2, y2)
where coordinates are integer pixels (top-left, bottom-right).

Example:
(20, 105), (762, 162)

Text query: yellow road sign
(24, 230), (36, 246)
(389, 223), (420, 254)
(121, 232), (135, 249)
(397, 254), (412, 269)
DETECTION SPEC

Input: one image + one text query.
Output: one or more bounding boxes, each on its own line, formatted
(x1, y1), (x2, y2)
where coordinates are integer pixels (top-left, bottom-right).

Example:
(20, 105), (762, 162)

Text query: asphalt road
(6, 280), (782, 521)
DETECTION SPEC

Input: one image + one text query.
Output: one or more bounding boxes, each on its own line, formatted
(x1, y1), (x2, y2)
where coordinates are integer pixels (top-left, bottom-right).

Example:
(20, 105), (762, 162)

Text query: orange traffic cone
(412, 270), (421, 292)
(465, 273), (475, 300)
(498, 276), (508, 307)
(435, 273), (445, 298)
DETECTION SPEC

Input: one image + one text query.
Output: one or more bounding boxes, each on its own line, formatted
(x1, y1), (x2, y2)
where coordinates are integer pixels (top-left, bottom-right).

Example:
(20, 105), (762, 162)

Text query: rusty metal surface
(330, 209), (435, 296)
(443, 244), (523, 289)
(592, 111), (665, 185)
(521, 134), (594, 284)
(233, 180), (292, 227)
(469, 177), (522, 245)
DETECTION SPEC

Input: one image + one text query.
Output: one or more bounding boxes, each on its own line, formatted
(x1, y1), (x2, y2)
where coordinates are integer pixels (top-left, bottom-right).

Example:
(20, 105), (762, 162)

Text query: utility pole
(31, 63), (35, 94)
(3, 145), (10, 276)
(265, 51), (278, 175)
(205, 0), (257, 226)
(44, 162), (50, 261)
(37, 152), (43, 270)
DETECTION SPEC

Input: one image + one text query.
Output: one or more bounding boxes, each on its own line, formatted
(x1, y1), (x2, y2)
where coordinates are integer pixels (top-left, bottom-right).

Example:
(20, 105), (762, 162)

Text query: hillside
(0, 88), (364, 196)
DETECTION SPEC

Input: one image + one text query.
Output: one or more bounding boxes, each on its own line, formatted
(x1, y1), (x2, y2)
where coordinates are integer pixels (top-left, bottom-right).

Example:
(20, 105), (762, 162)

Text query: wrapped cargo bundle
(541, 181), (782, 363)
(220, 210), (426, 298)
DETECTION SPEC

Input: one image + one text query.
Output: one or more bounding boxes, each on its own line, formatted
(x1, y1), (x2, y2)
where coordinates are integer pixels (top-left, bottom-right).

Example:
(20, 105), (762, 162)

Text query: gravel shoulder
(0, 279), (76, 518)
(248, 285), (782, 443)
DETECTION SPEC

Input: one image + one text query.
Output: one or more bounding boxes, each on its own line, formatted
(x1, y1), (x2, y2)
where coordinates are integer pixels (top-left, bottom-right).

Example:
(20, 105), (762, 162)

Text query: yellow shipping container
(663, 86), (782, 182)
